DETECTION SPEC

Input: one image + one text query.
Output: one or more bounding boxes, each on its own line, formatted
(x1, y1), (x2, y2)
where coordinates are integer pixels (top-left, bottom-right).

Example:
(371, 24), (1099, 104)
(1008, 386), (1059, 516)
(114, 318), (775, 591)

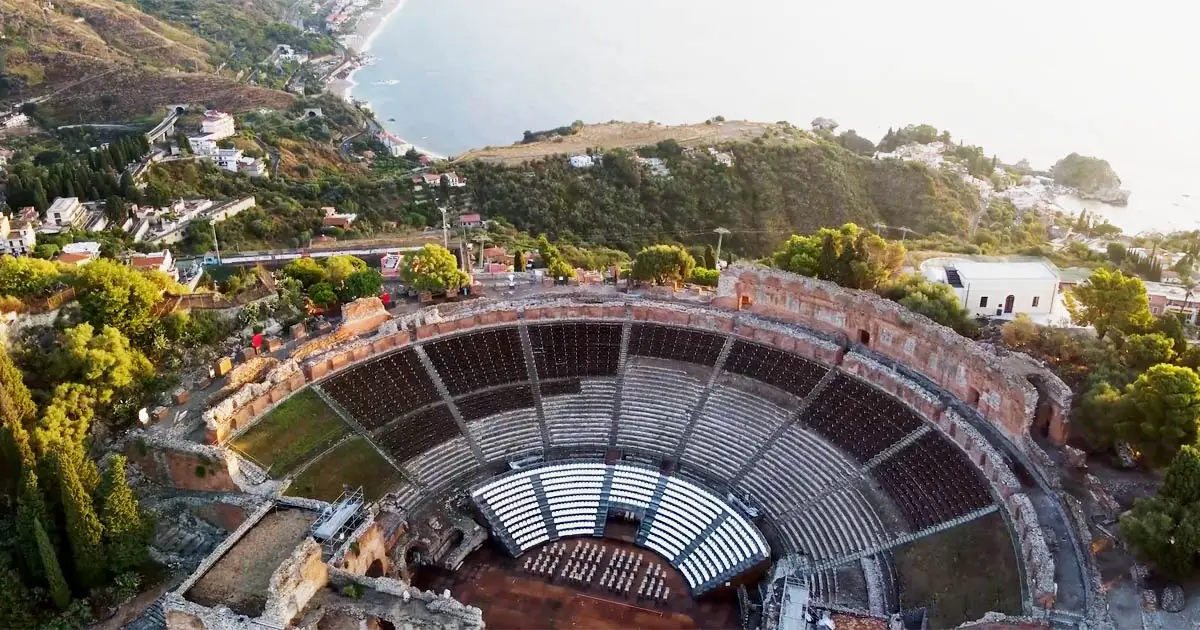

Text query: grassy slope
(893, 512), (1022, 627)
(1, 0), (294, 120)
(287, 436), (401, 502)
(230, 389), (349, 477)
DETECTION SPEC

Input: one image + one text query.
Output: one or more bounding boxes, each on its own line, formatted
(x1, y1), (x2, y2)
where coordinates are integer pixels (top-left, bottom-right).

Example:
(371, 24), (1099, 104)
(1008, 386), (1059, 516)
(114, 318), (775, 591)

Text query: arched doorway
(367, 558), (384, 577)
(405, 544), (426, 568)
(1004, 295), (1015, 314)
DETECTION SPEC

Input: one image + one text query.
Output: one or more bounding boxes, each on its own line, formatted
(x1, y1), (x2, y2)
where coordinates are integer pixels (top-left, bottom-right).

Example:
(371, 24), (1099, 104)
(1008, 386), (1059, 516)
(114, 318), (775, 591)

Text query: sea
(352, 0), (1200, 236)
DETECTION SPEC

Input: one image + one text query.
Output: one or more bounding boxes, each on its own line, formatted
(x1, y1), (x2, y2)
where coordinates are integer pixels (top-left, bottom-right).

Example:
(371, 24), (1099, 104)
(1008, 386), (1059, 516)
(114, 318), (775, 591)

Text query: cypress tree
(53, 443), (105, 590)
(817, 233), (839, 281)
(35, 516), (70, 610)
(97, 456), (150, 574)
(32, 181), (49, 214)
(703, 244), (716, 269)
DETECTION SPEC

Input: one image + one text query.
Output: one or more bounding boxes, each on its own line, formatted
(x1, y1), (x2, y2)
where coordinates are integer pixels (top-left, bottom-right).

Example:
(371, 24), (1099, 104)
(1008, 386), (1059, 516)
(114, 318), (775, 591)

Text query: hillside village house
(129, 250), (178, 281)
(1144, 281), (1200, 324)
(0, 147), (12, 168)
(376, 131), (413, 157)
(0, 112), (28, 129)
(322, 207), (358, 229)
(200, 110), (236, 140)
(46, 197), (86, 229)
(58, 241), (102, 266)
(923, 258), (1060, 319)
(0, 214), (36, 256)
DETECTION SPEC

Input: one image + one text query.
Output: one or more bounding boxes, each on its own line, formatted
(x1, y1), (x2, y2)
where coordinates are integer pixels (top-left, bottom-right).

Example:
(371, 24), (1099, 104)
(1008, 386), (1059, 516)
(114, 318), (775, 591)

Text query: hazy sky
(359, 0), (1200, 230)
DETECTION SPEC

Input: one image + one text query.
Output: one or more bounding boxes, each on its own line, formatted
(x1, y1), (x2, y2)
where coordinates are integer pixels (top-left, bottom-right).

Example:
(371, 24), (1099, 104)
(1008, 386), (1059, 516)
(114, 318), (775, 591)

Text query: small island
(1052, 153), (1130, 206)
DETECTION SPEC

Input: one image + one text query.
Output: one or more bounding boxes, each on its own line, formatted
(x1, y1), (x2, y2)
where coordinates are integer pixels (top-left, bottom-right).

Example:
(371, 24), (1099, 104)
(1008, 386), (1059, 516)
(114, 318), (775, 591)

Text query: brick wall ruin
(716, 264), (1071, 445)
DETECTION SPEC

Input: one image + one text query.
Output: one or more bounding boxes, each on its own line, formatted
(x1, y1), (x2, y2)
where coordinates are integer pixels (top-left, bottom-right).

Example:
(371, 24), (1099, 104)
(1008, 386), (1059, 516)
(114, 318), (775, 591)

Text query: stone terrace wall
(717, 264), (1071, 445)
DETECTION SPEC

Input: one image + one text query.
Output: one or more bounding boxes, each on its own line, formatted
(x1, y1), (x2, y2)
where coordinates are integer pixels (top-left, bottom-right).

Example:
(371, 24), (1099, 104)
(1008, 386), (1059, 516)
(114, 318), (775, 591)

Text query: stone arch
(367, 558), (384, 577)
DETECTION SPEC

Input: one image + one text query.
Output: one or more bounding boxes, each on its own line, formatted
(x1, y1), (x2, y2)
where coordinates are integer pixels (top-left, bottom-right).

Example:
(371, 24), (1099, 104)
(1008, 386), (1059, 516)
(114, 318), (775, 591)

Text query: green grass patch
(286, 436), (401, 502)
(893, 512), (1022, 628)
(230, 389), (348, 477)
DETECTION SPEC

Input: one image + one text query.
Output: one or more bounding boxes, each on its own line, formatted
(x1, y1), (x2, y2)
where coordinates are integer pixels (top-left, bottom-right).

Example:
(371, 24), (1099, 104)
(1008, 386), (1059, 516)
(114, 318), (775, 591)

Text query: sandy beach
(339, 0), (409, 100)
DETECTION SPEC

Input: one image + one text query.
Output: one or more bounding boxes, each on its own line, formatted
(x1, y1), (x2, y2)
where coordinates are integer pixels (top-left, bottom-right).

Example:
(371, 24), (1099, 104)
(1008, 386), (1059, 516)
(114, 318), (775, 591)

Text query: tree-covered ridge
(1052, 153), (1122, 194)
(460, 137), (981, 258)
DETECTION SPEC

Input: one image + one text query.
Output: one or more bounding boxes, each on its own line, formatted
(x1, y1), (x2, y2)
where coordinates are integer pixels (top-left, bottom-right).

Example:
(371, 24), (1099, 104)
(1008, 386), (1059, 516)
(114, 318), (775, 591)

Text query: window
(979, 296), (988, 308)
(1032, 296), (1040, 308)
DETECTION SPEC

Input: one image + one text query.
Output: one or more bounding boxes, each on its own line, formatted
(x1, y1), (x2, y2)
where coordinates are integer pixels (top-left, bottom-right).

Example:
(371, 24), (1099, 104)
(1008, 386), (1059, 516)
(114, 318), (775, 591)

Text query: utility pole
(439, 206), (450, 249)
(211, 220), (221, 264)
(713, 227), (730, 266)
(475, 233), (489, 271)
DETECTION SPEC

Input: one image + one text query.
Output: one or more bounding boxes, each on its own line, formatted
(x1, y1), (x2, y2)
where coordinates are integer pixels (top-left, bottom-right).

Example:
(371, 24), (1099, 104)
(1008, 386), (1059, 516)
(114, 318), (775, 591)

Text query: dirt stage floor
(414, 536), (742, 630)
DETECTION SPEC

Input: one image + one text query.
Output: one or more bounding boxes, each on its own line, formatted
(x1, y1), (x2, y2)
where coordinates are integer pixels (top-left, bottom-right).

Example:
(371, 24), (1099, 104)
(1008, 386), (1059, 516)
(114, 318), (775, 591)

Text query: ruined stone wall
(333, 520), (390, 576)
(1006, 492), (1058, 607)
(203, 359), (306, 444)
(717, 264), (1071, 445)
(262, 538), (329, 625)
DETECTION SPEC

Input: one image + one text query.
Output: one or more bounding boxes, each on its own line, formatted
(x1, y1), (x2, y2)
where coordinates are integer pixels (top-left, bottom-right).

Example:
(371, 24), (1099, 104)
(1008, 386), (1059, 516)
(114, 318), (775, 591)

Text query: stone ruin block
(197, 377), (212, 390)
(239, 346), (258, 362)
(329, 352), (349, 370)
(351, 345), (370, 362)
(266, 337), (285, 353)
(305, 360), (329, 381)
(152, 406), (170, 422)
(497, 309), (520, 322)
(415, 324), (437, 339)
(287, 372), (306, 390)
(315, 320), (333, 334)
(290, 322), (308, 340)
(213, 356), (234, 377)
(172, 388), (190, 405)
(479, 311), (500, 325)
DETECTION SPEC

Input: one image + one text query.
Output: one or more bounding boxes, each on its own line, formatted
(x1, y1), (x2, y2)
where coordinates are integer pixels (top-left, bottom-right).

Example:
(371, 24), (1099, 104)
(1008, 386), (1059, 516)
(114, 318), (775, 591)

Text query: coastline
(340, 0), (409, 101)
(338, 0), (448, 160)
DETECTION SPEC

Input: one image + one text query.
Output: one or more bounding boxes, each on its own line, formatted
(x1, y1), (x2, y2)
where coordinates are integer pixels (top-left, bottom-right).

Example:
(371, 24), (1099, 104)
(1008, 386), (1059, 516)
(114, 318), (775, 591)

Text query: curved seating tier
(425, 328), (526, 396)
(375, 404), (461, 463)
(768, 486), (887, 561)
(543, 379), (615, 448)
(322, 348), (439, 430)
(871, 432), (993, 529)
(455, 384), (536, 422)
(723, 340), (829, 399)
(628, 323), (725, 366)
(404, 436), (478, 494)
(614, 363), (704, 453)
(472, 462), (770, 595)
(470, 409), (542, 462)
(681, 383), (795, 478)
(737, 422), (859, 516)
(528, 322), (622, 379)
(801, 374), (923, 462)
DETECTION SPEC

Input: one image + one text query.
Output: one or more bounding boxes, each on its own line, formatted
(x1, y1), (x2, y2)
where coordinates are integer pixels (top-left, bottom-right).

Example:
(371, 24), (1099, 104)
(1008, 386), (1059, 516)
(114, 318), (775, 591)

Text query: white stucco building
(200, 110), (236, 140)
(922, 258), (1060, 319)
(46, 197), (86, 229)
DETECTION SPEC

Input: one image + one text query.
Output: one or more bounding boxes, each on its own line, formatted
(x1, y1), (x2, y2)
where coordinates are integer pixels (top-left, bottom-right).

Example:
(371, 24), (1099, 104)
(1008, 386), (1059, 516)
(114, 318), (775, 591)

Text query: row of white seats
(473, 462), (769, 594)
(738, 421), (859, 515)
(469, 408), (543, 462)
(403, 437), (479, 495)
(768, 486), (887, 562)
(543, 380), (615, 448)
(681, 384), (795, 478)
(614, 364), (704, 453)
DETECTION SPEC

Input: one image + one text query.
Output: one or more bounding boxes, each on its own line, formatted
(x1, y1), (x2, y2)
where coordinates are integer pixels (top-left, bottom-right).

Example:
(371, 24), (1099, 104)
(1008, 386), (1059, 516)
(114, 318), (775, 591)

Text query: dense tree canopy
(72, 260), (165, 344)
(400, 244), (469, 293)
(773, 223), (904, 290)
(1122, 445), (1200, 577)
(1065, 269), (1153, 338)
(879, 274), (976, 336)
(461, 138), (980, 258)
(631, 245), (696, 285)
(1117, 364), (1200, 466)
